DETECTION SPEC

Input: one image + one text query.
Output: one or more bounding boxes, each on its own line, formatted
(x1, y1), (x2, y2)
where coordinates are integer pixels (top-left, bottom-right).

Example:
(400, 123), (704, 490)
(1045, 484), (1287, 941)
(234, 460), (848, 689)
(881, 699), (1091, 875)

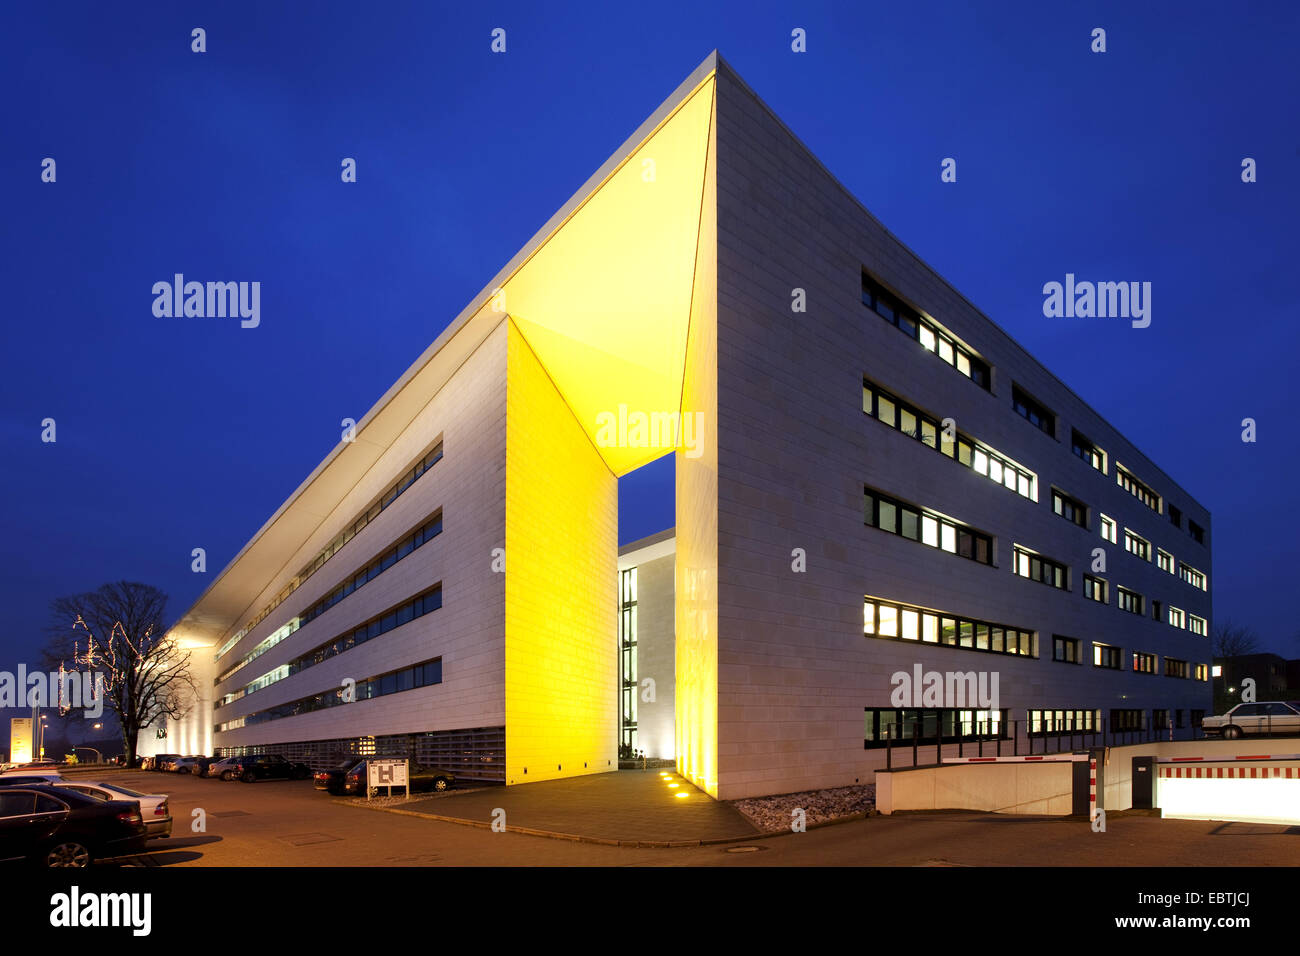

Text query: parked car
(336, 756), (454, 796)
(204, 756), (240, 779)
(0, 773), (64, 786)
(167, 756), (208, 774)
(225, 754), (311, 783)
(146, 754), (180, 771)
(0, 785), (147, 867)
(1202, 701), (1300, 739)
(45, 781), (172, 839)
(313, 755), (363, 793)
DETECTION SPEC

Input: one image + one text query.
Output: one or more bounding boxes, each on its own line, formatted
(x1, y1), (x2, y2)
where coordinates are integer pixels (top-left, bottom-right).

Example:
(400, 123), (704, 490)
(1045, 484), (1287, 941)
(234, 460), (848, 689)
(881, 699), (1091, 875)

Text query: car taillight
(154, 802), (168, 816)
(118, 811), (142, 825)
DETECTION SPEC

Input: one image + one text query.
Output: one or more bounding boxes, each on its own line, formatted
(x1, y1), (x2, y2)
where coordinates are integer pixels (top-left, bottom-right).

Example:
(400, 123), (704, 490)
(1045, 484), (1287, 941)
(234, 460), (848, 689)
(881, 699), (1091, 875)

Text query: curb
(342, 797), (876, 847)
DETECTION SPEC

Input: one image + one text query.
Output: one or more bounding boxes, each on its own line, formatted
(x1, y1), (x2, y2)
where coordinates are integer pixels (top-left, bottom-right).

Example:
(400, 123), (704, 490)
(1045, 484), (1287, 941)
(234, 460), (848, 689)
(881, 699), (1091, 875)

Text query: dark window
(1071, 429), (1106, 472)
(1012, 385), (1055, 438)
(1117, 587), (1144, 616)
(1053, 635), (1082, 664)
(1189, 520), (1205, 544)
(1051, 489), (1088, 528)
(865, 708), (1007, 748)
(1110, 709), (1145, 731)
(1169, 505), (1182, 528)
(1133, 651), (1157, 674)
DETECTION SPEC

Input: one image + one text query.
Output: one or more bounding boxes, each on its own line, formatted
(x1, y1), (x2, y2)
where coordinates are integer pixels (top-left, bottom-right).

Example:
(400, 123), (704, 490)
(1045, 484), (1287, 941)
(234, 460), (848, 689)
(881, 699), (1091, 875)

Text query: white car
(1202, 701), (1300, 739)
(0, 770), (62, 782)
(47, 780), (172, 839)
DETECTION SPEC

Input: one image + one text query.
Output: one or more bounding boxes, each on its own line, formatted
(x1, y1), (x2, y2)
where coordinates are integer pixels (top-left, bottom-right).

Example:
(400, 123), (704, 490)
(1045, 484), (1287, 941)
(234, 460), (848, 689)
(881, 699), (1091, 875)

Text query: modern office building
(162, 52), (1212, 799)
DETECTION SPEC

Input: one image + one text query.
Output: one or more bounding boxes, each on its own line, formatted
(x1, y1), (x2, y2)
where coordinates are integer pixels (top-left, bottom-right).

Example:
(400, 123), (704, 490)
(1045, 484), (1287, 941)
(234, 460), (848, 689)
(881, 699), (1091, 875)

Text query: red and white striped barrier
(941, 754), (1090, 763)
(1162, 753), (1300, 763)
(1160, 765), (1300, 779)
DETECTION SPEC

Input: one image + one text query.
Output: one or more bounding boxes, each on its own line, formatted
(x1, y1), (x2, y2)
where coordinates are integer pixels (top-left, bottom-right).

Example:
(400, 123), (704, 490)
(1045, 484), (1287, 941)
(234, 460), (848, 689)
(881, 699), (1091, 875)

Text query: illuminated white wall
(1159, 770), (1300, 826)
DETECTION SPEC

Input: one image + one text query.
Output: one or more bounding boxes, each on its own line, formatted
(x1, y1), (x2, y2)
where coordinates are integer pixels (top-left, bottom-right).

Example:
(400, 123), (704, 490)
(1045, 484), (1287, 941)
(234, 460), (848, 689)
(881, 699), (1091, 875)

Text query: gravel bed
(730, 784), (875, 833)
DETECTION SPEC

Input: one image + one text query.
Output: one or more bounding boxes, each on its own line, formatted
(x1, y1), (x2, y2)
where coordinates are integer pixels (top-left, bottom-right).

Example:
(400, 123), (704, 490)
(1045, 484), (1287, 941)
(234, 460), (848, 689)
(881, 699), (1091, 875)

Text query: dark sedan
(227, 753), (311, 783)
(0, 785), (147, 867)
(336, 757), (455, 796)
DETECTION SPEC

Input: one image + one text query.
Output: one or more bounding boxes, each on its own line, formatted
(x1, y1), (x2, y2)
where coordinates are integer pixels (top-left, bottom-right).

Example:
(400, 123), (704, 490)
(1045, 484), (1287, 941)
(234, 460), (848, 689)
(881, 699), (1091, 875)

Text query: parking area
(51, 767), (1300, 867)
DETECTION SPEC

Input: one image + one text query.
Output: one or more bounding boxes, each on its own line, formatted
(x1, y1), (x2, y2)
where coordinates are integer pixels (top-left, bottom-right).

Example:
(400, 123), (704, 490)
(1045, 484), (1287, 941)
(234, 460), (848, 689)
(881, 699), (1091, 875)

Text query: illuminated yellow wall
(675, 88), (719, 797)
(505, 321), (619, 784)
(504, 77), (715, 476)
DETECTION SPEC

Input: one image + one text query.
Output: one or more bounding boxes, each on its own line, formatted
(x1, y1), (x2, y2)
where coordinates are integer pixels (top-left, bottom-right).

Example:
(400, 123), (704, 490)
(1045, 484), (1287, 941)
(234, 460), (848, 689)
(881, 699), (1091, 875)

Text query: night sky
(3, 0), (1298, 733)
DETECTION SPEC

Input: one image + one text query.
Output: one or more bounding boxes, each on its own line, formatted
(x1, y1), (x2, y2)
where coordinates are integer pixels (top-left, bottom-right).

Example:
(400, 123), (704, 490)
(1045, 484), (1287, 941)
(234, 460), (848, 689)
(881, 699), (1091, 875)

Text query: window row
(288, 585), (444, 676)
(1051, 489), (1087, 528)
(864, 708), (1005, 747)
(1123, 528), (1150, 561)
(864, 487), (993, 565)
(1117, 586), (1145, 616)
(216, 584), (446, 709)
(298, 512), (443, 629)
(216, 440), (444, 663)
(1179, 564), (1207, 591)
(216, 510), (443, 686)
(1012, 384), (1055, 438)
(865, 597), (1037, 658)
(1071, 429), (1107, 474)
(863, 379), (1036, 501)
(1012, 546), (1069, 591)
(1028, 709), (1099, 735)
(861, 271), (990, 389)
(1116, 464), (1161, 513)
(216, 657), (443, 732)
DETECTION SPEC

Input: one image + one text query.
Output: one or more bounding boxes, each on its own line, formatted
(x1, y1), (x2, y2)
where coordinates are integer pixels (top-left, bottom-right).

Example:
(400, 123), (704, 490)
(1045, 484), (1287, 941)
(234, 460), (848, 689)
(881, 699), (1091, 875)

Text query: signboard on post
(10, 718), (33, 765)
(366, 758), (409, 800)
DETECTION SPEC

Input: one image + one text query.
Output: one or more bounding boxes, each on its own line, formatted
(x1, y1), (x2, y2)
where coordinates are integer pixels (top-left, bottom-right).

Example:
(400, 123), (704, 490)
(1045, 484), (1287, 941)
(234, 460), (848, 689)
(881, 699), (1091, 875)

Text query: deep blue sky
(2, 0), (1298, 705)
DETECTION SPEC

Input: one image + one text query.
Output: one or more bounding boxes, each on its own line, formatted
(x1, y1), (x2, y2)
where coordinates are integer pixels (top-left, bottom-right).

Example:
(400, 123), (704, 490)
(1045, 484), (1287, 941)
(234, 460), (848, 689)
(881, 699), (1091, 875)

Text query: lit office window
(863, 378), (1036, 502)
(1013, 546), (1069, 591)
(1116, 464), (1161, 513)
(1093, 643), (1122, 670)
(864, 597), (1035, 658)
(1179, 564), (1207, 591)
(1083, 575), (1108, 604)
(1123, 529), (1151, 562)
(862, 270), (991, 390)
(1117, 586), (1145, 616)
(1099, 514), (1118, 544)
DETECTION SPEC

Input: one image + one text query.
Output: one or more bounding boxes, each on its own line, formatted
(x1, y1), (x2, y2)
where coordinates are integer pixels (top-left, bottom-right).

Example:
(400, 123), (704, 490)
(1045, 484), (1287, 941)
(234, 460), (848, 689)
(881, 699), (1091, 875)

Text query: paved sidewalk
(384, 769), (761, 845)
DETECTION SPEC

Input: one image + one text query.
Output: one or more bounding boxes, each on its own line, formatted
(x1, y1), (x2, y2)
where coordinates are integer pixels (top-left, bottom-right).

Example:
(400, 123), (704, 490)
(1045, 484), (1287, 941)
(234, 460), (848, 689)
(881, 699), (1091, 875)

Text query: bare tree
(44, 581), (194, 764)
(1211, 619), (1260, 660)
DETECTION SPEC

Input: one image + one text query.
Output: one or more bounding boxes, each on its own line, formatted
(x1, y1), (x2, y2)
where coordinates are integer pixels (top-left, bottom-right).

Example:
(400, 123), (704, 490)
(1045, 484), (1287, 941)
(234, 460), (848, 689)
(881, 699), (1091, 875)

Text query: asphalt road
(83, 769), (1300, 867)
